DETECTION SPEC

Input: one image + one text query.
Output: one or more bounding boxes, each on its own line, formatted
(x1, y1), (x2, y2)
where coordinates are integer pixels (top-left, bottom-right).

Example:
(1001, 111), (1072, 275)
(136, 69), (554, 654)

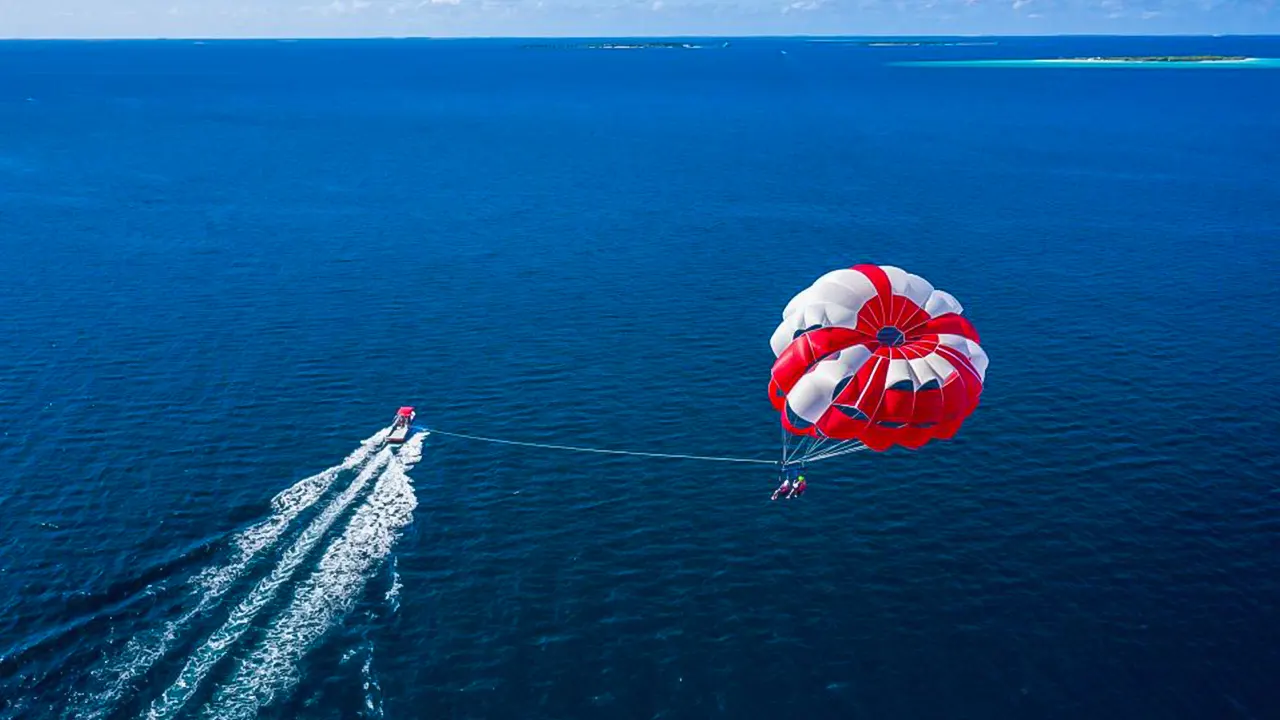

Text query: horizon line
(2, 32), (1278, 41)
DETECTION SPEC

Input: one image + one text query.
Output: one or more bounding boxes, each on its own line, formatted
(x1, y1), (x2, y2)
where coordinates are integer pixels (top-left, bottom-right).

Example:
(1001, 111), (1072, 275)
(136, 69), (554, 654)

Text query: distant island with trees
(1054, 55), (1250, 63)
(521, 42), (711, 50)
(807, 39), (998, 47)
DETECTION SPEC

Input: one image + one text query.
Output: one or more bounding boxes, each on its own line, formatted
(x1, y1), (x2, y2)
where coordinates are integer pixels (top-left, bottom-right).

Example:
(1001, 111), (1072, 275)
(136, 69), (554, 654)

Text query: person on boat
(789, 475), (807, 498)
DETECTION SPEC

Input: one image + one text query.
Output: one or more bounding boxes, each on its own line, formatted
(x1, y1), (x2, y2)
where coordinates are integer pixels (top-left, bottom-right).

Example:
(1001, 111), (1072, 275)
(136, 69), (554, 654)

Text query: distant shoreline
(1037, 55), (1257, 64)
(805, 39), (999, 47)
(897, 56), (1280, 69)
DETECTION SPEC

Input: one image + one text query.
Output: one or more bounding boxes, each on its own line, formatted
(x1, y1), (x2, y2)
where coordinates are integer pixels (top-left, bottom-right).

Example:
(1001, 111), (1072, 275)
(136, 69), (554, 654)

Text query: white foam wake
(72, 429), (390, 720)
(197, 428), (392, 596)
(361, 642), (385, 720)
(145, 445), (396, 720)
(385, 555), (403, 612)
(200, 432), (426, 720)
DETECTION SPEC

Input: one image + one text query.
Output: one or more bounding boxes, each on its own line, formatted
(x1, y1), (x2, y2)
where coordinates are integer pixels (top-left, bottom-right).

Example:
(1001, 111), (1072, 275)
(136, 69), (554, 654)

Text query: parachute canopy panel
(770, 264), (987, 456)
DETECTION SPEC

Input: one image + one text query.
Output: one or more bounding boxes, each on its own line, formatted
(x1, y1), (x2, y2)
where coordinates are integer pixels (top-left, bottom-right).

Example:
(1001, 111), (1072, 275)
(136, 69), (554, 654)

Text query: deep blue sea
(2, 35), (1279, 720)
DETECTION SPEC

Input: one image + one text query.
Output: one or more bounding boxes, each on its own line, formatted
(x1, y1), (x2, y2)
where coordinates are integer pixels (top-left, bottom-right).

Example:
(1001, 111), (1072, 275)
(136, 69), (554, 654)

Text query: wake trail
(144, 444), (397, 720)
(360, 642), (385, 720)
(200, 432), (426, 720)
(72, 429), (391, 720)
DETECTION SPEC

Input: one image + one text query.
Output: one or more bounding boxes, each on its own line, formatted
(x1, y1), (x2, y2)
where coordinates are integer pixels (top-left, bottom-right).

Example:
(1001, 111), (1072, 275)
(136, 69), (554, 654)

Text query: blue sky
(0, 0), (1276, 37)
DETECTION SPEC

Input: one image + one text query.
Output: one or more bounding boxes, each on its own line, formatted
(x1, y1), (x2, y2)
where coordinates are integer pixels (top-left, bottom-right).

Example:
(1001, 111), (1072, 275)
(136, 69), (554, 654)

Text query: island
(1056, 55), (1250, 63)
(806, 39), (997, 47)
(521, 42), (706, 50)
(894, 54), (1275, 69)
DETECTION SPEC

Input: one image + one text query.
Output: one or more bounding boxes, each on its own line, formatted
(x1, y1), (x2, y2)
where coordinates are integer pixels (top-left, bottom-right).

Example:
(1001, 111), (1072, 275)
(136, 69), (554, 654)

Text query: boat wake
(73, 428), (391, 720)
(199, 432), (425, 719)
(144, 446), (397, 719)
(66, 423), (425, 720)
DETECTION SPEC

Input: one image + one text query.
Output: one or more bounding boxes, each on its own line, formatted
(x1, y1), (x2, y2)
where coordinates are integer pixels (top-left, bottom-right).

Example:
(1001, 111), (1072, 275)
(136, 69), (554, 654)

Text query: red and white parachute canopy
(769, 264), (988, 461)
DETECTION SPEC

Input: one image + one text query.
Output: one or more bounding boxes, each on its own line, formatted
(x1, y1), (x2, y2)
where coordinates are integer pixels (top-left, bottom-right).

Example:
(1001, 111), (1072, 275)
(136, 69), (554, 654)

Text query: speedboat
(387, 406), (415, 444)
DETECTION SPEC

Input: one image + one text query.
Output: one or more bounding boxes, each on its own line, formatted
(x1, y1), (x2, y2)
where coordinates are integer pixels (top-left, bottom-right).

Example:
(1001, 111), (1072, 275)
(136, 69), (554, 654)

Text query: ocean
(1, 35), (1278, 719)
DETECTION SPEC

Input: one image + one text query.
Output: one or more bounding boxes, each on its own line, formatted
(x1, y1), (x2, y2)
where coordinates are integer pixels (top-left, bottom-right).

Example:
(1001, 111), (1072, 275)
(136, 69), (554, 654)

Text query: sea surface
(1, 35), (1279, 720)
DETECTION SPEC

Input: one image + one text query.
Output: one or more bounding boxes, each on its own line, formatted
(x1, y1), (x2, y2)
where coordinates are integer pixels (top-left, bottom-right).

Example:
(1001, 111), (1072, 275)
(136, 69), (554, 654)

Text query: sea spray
(385, 555), (403, 613)
(145, 445), (395, 719)
(197, 428), (391, 596)
(200, 432), (425, 720)
(362, 642), (386, 720)
(75, 429), (390, 719)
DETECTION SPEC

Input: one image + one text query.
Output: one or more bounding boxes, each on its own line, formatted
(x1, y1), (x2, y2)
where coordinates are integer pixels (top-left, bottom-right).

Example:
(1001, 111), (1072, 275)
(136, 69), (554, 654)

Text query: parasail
(769, 264), (988, 467)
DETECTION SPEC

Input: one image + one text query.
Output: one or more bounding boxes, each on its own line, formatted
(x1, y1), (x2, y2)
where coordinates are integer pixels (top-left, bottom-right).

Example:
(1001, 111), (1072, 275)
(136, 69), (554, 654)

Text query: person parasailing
(771, 475), (791, 500)
(788, 474), (807, 498)
(771, 463), (805, 500)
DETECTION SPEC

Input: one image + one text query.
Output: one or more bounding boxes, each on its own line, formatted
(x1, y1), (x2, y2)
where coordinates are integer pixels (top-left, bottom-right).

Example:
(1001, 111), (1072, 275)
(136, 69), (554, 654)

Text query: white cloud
(782, 0), (824, 11)
(313, 0), (372, 14)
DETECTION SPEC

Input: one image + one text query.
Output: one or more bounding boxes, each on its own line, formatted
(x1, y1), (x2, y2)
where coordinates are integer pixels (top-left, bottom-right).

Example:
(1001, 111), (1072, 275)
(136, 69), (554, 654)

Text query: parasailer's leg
(771, 477), (791, 501)
(772, 463), (792, 500)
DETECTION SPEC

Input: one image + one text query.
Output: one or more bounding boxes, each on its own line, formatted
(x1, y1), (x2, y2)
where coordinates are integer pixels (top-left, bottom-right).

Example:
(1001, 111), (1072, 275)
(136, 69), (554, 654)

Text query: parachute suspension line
(786, 435), (818, 466)
(803, 442), (870, 463)
(420, 428), (777, 465)
(781, 432), (869, 466)
(781, 425), (790, 468)
(782, 434), (803, 467)
(808, 436), (834, 458)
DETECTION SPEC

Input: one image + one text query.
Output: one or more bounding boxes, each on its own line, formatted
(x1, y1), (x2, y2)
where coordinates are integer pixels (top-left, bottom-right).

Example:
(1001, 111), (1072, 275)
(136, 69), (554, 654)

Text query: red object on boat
(388, 406), (416, 444)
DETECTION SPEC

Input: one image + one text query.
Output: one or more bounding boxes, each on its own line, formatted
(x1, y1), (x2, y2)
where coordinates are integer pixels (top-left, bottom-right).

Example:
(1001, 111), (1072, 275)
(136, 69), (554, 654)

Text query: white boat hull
(386, 409), (416, 444)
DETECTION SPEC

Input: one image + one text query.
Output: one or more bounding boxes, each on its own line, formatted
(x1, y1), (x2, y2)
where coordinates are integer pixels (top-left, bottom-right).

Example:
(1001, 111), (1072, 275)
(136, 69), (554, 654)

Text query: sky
(0, 0), (1276, 38)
